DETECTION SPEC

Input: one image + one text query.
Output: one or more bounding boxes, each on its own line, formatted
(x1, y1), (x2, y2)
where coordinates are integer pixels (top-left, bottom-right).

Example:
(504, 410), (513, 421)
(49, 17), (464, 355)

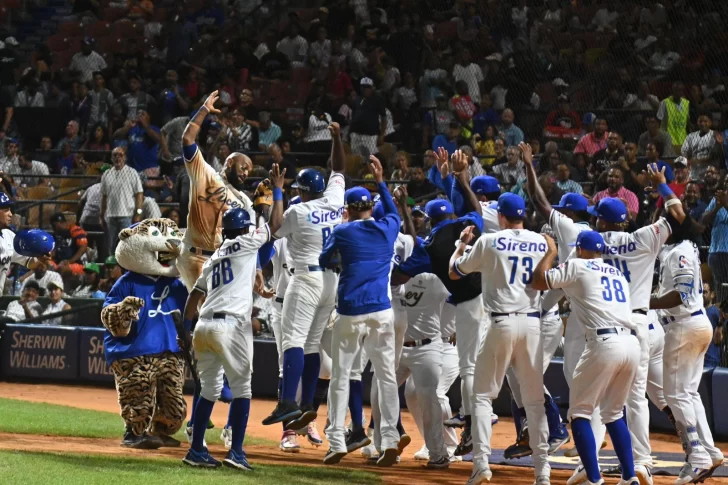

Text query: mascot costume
(101, 218), (189, 449)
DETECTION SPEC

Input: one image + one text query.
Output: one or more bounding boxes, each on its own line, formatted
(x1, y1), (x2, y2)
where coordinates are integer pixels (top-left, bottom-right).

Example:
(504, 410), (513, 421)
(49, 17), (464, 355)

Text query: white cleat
(533, 475), (550, 485)
(184, 425), (207, 447)
(414, 445), (430, 461)
(675, 463), (709, 485)
(280, 430), (300, 453)
(466, 466), (493, 484)
(617, 476), (639, 485)
(634, 464), (653, 485)
(491, 414), (499, 425)
(360, 443), (377, 457)
(220, 426), (232, 450)
(568, 465), (604, 485)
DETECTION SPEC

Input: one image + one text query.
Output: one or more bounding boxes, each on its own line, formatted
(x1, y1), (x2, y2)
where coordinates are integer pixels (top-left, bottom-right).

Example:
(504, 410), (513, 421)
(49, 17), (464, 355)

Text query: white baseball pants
(319, 326), (333, 380)
(395, 339), (447, 459)
(455, 296), (487, 416)
(472, 314), (550, 479)
(281, 270), (338, 354)
(663, 314), (722, 468)
(406, 339), (460, 451)
(270, 300), (284, 378)
(568, 328), (639, 424)
(193, 315), (253, 401)
(392, 301), (408, 369)
(647, 320), (667, 408)
(325, 309), (399, 453)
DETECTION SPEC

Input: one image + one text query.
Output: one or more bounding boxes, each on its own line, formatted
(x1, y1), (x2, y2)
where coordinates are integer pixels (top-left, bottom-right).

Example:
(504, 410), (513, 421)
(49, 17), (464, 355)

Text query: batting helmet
(289, 195), (302, 205)
(0, 192), (13, 208)
(222, 208), (255, 231)
(291, 168), (325, 193)
(13, 229), (55, 257)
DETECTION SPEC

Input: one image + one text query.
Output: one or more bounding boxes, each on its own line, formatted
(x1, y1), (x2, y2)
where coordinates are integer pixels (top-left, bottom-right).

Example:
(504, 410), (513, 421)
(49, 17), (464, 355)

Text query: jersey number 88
(212, 259), (234, 289)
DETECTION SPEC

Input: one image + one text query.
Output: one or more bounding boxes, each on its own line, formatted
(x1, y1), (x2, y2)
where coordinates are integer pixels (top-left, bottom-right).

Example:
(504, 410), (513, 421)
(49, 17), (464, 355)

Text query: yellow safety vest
(664, 97), (689, 146)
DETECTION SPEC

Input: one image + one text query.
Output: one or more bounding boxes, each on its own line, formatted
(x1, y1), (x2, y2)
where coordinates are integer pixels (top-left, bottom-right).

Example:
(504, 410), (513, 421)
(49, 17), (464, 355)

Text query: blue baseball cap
(496, 193), (526, 218)
(552, 193), (589, 212)
(587, 197), (627, 223)
(569, 230), (605, 252)
(470, 176), (501, 196)
(424, 199), (454, 218)
(344, 187), (372, 205)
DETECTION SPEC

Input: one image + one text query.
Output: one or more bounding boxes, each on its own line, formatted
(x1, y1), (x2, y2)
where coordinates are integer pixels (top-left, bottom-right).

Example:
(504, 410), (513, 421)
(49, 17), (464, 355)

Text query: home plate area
(489, 449), (727, 477)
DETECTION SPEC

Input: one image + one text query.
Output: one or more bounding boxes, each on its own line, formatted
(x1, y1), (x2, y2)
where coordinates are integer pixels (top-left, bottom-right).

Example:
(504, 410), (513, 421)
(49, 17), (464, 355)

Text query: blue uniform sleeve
(258, 241), (276, 268)
(319, 229), (338, 268)
(428, 164), (445, 192)
(399, 243), (432, 276)
(449, 177), (470, 217)
(460, 211), (485, 233)
(103, 276), (131, 309)
(378, 182), (398, 215)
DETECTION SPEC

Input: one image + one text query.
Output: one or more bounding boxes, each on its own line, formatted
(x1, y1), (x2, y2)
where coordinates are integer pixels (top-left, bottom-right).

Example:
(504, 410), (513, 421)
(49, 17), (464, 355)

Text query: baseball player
(651, 239), (724, 483)
(181, 164), (285, 470)
(584, 164), (688, 484)
(449, 193), (550, 485)
(262, 123), (345, 431)
(532, 230), (640, 485)
(319, 156), (401, 467)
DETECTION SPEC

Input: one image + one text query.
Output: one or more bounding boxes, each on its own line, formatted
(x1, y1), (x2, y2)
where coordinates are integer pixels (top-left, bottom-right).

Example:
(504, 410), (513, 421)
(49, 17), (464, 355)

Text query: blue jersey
(102, 272), (188, 364)
(320, 183), (400, 316)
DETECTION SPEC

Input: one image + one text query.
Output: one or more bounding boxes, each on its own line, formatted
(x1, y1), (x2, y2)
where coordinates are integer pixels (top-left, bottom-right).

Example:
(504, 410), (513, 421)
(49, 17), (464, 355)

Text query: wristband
(657, 183), (674, 199)
(272, 187), (283, 201)
(199, 105), (209, 113)
(665, 198), (681, 209)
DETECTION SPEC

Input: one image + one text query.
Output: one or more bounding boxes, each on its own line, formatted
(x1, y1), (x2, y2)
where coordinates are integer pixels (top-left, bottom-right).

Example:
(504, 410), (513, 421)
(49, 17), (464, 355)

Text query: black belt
(290, 265), (325, 273)
(633, 309), (648, 315)
(275, 296), (284, 304)
(661, 309), (703, 326)
(596, 327), (636, 336)
(491, 311), (541, 318)
(403, 338), (432, 348)
(212, 312), (226, 320)
(542, 310), (559, 318)
(190, 246), (215, 257)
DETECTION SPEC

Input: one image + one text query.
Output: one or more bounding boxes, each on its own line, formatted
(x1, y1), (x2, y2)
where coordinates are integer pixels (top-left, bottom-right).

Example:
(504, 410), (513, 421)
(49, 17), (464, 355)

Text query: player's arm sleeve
(399, 243), (432, 276)
(452, 236), (487, 277)
(319, 229), (338, 268)
(258, 240), (276, 268)
(461, 211), (485, 234)
(635, 217), (671, 254)
(324, 172), (346, 206)
(544, 261), (577, 290)
(449, 177), (470, 217)
(193, 269), (208, 295)
(549, 209), (577, 246)
(273, 207), (297, 239)
(237, 224), (272, 251)
(427, 164), (446, 192)
(669, 253), (698, 308)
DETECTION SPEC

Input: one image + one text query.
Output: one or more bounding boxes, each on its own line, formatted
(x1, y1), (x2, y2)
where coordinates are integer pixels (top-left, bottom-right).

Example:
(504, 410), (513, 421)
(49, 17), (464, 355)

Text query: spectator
(472, 94), (500, 136)
(703, 166), (721, 203)
(158, 70), (189, 124)
(100, 147), (143, 254)
(574, 117), (609, 157)
(655, 157), (689, 218)
(41, 281), (70, 325)
(590, 0), (619, 32)
(303, 108), (333, 153)
(390, 151), (410, 181)
(491, 138), (507, 167)
(461, 145), (485, 178)
(69, 37), (107, 84)
(703, 185), (728, 302)
(423, 94), (456, 146)
(309, 26), (332, 77)
(101, 254), (124, 291)
(5, 280), (42, 321)
(628, 81), (660, 111)
(223, 108), (256, 152)
(452, 49), (483, 105)
(162, 207), (181, 228)
(86, 72), (114, 132)
(77, 181), (104, 259)
(493, 146), (525, 186)
(277, 23), (308, 68)
(683, 182), (708, 229)
(258, 112), (282, 150)
(682, 113), (719, 181)
(406, 166), (437, 199)
(21, 261), (63, 296)
(637, 115), (675, 157)
(238, 88), (260, 128)
(113, 109), (161, 175)
(142, 196), (162, 219)
(55, 142), (77, 175)
(266, 144), (296, 184)
(50, 212), (88, 272)
(646, 38), (680, 74)
(555, 163), (583, 194)
(349, 77), (385, 157)
(34, 136), (54, 166)
(497, 108), (524, 147)
(14, 151), (49, 187)
(14, 79), (45, 107)
(57, 120), (82, 151)
(644, 141), (675, 183)
(592, 167), (640, 220)
(704, 282), (721, 368)
(117, 73), (155, 121)
(81, 124), (111, 161)
(472, 124), (496, 159)
(420, 54), (449, 110)
(411, 205), (428, 237)
(0, 138), (19, 173)
(379, 56), (401, 95)
(544, 94), (581, 135)
(159, 115), (188, 162)
(657, 82), (689, 154)
(71, 263), (103, 298)
(591, 131), (625, 175)
(432, 121), (461, 154)
(450, 80), (476, 137)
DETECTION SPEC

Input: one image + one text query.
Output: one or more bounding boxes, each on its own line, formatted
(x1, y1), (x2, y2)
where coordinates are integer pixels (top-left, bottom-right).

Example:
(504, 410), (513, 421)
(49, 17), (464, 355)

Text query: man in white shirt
(100, 147), (143, 254)
(69, 38), (107, 83)
(5, 280), (42, 321)
(21, 261), (64, 297)
(453, 50), (484, 105)
(276, 24), (308, 68)
(14, 152), (49, 187)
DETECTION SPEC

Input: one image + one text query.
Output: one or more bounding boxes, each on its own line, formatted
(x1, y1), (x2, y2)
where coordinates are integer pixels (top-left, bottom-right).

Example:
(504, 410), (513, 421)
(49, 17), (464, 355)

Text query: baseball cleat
(603, 465), (623, 477)
(367, 452), (401, 464)
(280, 430), (300, 453)
(360, 443), (377, 457)
(617, 478), (639, 485)
(454, 427), (473, 456)
(548, 433), (570, 454)
(567, 465), (588, 485)
(306, 421), (323, 446)
(376, 448), (399, 467)
(466, 466), (493, 484)
(323, 449), (348, 465)
(182, 447), (222, 468)
(697, 456), (725, 483)
(426, 455), (450, 469)
(414, 445), (430, 461)
(444, 413), (466, 428)
(675, 463), (709, 485)
(262, 400), (302, 426)
(397, 433), (411, 455)
(223, 449), (253, 471)
(221, 426), (232, 450)
(491, 414), (499, 425)
(184, 425), (207, 448)
(156, 434), (181, 448)
(533, 475), (551, 485)
(635, 464), (653, 485)
(120, 431), (163, 450)
(504, 427), (531, 459)
(285, 407), (317, 432)
(345, 429), (371, 453)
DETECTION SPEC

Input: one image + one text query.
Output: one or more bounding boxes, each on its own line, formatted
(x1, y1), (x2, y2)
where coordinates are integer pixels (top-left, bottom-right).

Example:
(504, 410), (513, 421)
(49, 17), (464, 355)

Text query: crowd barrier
(1, 323), (725, 438)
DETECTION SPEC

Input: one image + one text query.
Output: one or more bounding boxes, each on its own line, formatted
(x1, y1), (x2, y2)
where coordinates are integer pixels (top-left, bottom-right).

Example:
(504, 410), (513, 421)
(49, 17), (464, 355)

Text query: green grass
(0, 398), (273, 446)
(0, 451), (381, 485)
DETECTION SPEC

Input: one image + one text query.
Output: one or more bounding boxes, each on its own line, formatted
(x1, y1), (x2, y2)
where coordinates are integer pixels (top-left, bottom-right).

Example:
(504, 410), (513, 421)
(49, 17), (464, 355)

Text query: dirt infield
(1, 382), (725, 485)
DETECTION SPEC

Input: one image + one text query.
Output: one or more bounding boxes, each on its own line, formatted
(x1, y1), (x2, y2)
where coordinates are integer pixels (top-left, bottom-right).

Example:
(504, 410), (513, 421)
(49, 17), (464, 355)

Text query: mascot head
(115, 218), (182, 277)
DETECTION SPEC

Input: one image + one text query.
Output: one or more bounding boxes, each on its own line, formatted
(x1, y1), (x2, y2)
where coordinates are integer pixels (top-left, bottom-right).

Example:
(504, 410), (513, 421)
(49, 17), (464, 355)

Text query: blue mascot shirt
(103, 272), (188, 364)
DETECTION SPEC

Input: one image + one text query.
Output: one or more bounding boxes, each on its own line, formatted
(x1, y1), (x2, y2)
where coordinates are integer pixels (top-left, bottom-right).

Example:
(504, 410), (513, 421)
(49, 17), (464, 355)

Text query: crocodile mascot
(101, 218), (189, 449)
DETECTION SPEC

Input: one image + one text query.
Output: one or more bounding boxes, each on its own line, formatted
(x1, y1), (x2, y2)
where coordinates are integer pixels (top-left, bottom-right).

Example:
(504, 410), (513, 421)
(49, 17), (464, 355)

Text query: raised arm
(520, 142), (552, 220)
(452, 150), (481, 216)
(394, 185), (417, 240)
(267, 163), (286, 234)
(369, 155), (396, 215)
(329, 122), (345, 174)
(448, 225), (475, 280)
(531, 235), (558, 291)
(647, 163), (685, 224)
(182, 91), (221, 148)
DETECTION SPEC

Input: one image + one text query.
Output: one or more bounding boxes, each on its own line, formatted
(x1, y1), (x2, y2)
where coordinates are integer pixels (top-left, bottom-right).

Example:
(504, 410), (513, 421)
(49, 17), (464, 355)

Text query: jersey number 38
(601, 276), (627, 302)
(212, 259), (234, 289)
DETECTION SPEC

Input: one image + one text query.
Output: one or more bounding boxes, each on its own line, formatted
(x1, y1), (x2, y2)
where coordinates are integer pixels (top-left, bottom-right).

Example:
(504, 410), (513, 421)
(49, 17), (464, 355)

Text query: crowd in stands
(0, 0), (727, 360)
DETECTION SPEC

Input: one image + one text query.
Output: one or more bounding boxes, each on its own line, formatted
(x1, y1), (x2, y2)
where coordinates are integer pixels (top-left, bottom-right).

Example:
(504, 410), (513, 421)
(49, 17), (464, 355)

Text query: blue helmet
(0, 192), (13, 208)
(222, 208), (254, 231)
(14, 229), (55, 257)
(291, 168), (325, 193)
(289, 195), (301, 206)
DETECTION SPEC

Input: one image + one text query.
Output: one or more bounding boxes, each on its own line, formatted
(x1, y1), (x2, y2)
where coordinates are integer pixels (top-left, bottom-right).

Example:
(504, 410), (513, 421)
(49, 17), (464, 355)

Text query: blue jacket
(102, 272), (188, 364)
(320, 182), (400, 316)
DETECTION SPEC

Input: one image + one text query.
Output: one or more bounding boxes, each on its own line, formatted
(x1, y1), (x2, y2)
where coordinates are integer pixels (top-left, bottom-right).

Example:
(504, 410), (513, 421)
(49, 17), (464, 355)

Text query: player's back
(401, 273), (449, 341)
(548, 258), (632, 331)
(479, 229), (547, 313)
(549, 210), (591, 263)
(600, 218), (670, 311)
(479, 201), (500, 234)
(391, 232), (415, 299)
(657, 240), (704, 319)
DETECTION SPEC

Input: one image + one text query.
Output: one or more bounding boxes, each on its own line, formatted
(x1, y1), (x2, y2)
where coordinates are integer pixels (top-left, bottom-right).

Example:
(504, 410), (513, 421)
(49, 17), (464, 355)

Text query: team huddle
(155, 91), (724, 485)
